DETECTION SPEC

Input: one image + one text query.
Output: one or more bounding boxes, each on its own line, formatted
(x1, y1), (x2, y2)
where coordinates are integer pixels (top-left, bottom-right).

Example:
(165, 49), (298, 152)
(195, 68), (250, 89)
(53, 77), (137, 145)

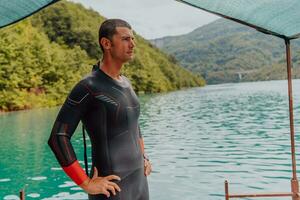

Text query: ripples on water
(142, 80), (300, 200)
(1, 80), (300, 200)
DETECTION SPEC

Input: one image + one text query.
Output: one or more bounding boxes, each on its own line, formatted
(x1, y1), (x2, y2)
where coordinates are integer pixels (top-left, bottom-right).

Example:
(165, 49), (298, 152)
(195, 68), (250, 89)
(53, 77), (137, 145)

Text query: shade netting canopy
(177, 0), (300, 40)
(0, 0), (59, 28)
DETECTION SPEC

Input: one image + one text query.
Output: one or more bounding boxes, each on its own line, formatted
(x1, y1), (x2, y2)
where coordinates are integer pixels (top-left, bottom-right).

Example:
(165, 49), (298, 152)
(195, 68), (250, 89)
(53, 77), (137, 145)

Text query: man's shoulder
(68, 76), (94, 103)
(77, 72), (99, 94)
(81, 72), (95, 85)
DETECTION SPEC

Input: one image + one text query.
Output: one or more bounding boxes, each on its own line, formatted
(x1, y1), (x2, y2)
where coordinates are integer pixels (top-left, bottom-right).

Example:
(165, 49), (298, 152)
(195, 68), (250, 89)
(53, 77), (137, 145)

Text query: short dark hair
(98, 19), (132, 52)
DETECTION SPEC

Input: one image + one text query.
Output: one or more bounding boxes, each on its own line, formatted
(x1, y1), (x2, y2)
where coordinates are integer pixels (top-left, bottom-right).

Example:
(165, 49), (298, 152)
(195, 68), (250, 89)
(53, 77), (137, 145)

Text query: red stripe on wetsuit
(62, 160), (89, 185)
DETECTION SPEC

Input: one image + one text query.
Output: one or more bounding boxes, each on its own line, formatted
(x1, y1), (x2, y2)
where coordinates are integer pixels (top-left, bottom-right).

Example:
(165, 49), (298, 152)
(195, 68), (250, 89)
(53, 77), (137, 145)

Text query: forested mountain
(0, 1), (205, 111)
(151, 19), (300, 84)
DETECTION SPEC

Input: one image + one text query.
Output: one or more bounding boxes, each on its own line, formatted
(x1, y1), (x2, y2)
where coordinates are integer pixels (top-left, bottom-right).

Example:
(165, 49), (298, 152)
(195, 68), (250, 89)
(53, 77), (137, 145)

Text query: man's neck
(99, 59), (123, 81)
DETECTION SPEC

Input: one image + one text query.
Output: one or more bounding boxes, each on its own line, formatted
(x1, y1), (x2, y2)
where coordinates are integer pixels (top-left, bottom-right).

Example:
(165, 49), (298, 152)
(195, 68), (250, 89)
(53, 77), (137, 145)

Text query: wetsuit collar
(93, 64), (129, 88)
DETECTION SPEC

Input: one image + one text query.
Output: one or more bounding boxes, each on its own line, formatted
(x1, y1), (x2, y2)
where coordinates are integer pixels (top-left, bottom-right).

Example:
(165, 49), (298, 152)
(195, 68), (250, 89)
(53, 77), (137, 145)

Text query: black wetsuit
(48, 66), (149, 200)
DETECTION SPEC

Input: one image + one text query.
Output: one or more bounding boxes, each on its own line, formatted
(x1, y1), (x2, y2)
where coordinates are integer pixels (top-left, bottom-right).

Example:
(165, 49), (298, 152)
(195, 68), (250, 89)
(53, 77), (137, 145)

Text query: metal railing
(224, 39), (299, 200)
(225, 180), (297, 199)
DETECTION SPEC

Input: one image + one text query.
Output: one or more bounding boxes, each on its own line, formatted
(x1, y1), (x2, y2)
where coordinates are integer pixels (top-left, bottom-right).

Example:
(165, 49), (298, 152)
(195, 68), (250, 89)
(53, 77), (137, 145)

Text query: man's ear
(100, 37), (111, 50)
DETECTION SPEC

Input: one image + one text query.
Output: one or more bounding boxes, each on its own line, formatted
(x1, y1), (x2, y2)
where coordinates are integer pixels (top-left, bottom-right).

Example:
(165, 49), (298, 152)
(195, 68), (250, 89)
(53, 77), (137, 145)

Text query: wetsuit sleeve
(48, 81), (92, 185)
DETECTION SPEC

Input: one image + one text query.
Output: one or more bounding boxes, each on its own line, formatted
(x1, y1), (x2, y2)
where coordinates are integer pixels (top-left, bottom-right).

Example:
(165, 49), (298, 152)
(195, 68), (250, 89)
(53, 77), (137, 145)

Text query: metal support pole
(285, 38), (299, 200)
(225, 180), (229, 200)
(19, 189), (25, 200)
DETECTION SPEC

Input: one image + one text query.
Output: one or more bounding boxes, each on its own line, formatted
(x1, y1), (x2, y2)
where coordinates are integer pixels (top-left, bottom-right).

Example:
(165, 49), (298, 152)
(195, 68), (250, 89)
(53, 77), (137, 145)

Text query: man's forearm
(139, 138), (150, 161)
(139, 138), (145, 154)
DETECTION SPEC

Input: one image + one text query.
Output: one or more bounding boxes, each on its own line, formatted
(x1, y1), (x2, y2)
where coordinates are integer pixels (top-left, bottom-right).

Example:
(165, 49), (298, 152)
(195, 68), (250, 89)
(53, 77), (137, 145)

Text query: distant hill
(0, 1), (204, 111)
(151, 19), (300, 84)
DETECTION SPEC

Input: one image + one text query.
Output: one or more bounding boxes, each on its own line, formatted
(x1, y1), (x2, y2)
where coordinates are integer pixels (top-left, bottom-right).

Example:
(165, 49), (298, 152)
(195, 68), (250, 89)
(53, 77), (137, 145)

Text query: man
(48, 19), (152, 200)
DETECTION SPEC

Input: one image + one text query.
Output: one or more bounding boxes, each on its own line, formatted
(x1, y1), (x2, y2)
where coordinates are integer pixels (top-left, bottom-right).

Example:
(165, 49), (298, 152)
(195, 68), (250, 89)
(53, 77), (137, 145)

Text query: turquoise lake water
(1, 80), (300, 200)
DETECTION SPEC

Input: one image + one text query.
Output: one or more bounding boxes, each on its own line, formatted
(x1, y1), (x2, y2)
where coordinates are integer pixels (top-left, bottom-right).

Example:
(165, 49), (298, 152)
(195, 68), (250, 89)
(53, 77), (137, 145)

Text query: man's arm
(138, 125), (152, 176)
(48, 82), (121, 196)
(48, 82), (91, 184)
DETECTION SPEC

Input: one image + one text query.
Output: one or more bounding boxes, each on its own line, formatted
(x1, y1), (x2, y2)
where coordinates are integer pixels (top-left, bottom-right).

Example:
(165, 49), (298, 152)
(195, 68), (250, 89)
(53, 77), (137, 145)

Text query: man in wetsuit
(48, 19), (152, 200)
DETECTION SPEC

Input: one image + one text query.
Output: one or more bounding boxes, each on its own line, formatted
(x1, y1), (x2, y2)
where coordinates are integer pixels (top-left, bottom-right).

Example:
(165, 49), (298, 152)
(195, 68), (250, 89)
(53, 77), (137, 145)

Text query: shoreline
(0, 85), (205, 113)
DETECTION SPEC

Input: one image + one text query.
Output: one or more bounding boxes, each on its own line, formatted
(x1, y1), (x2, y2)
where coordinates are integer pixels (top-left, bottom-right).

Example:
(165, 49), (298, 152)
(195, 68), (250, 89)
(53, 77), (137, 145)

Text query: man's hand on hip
(80, 167), (121, 197)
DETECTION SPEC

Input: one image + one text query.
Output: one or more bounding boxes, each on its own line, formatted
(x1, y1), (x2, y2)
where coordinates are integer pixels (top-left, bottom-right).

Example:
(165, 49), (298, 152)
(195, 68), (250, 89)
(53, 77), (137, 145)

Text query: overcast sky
(69, 0), (219, 39)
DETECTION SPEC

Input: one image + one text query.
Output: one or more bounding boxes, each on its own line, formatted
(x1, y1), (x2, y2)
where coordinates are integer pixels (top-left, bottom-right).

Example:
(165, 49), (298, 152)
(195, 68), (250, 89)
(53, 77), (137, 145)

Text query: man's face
(109, 27), (135, 63)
